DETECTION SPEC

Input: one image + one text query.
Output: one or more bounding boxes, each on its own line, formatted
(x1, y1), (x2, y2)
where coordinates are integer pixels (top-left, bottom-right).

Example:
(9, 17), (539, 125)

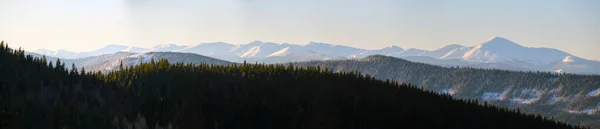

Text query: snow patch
(509, 89), (542, 104)
(128, 54), (153, 62)
(568, 109), (597, 115)
(239, 46), (261, 58)
(587, 88), (600, 97)
(554, 69), (564, 73)
(482, 88), (510, 101)
(440, 88), (456, 95)
(562, 56), (575, 63)
(267, 47), (290, 57)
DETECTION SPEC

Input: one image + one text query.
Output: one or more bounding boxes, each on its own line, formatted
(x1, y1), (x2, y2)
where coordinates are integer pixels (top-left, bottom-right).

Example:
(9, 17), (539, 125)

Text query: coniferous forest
(293, 55), (600, 127)
(0, 41), (586, 128)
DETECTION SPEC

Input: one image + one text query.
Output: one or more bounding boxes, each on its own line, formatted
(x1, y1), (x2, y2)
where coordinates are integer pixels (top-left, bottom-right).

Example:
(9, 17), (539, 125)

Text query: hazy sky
(0, 0), (599, 60)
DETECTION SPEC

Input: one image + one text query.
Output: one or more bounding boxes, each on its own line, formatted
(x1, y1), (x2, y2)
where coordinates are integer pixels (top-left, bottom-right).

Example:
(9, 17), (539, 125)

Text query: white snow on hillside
(268, 47), (291, 57)
(509, 89), (542, 104)
(587, 88), (600, 97)
(239, 46), (261, 58)
(482, 88), (510, 101)
(562, 56), (575, 63)
(568, 109), (597, 115)
(440, 88), (456, 95)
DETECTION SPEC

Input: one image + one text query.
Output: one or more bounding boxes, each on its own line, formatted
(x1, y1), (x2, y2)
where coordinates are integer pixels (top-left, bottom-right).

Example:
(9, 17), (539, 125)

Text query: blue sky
(0, 0), (598, 60)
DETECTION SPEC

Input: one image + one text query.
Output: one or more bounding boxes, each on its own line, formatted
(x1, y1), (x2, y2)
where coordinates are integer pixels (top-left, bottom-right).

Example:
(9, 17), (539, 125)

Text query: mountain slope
(394, 48), (427, 57)
(33, 44), (149, 59)
(420, 44), (465, 59)
(293, 55), (600, 127)
(303, 42), (366, 57)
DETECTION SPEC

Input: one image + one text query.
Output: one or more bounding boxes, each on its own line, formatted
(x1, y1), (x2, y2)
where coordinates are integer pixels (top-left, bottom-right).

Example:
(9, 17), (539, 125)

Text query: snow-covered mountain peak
(122, 46), (148, 53)
(485, 36), (510, 42)
(382, 45), (403, 50)
(152, 44), (178, 49)
(104, 44), (129, 49)
(441, 44), (464, 50)
(151, 44), (187, 52)
(193, 42), (232, 47)
(248, 40), (269, 45)
(478, 36), (524, 49)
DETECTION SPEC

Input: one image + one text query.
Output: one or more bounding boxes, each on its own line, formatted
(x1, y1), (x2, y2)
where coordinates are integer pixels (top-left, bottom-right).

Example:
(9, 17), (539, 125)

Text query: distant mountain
(117, 52), (232, 69)
(34, 44), (149, 59)
(29, 37), (600, 74)
(303, 42), (366, 57)
(444, 37), (572, 65)
(28, 52), (232, 72)
(151, 44), (188, 52)
(80, 44), (148, 57)
(34, 49), (79, 59)
(178, 41), (362, 63)
(293, 55), (600, 127)
(179, 42), (232, 54)
(545, 56), (600, 74)
(259, 51), (346, 63)
(229, 41), (299, 59)
(420, 44), (465, 59)
(394, 48), (427, 57)
(427, 37), (599, 74)
(352, 45), (404, 58)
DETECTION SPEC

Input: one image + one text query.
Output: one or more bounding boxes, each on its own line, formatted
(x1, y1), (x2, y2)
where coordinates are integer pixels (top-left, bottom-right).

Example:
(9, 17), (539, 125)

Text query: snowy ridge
(238, 46), (261, 58)
(267, 47), (291, 57)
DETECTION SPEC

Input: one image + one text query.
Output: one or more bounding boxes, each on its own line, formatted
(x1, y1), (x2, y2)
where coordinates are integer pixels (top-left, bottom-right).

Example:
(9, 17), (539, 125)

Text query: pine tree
(71, 63), (79, 76)
(80, 66), (86, 75)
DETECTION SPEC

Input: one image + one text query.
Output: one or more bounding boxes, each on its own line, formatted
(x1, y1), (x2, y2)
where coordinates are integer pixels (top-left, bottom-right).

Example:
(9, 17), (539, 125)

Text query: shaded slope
(293, 55), (600, 127)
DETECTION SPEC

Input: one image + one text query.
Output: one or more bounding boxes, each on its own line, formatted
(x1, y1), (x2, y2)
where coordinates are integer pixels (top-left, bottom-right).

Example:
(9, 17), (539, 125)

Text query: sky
(0, 0), (599, 60)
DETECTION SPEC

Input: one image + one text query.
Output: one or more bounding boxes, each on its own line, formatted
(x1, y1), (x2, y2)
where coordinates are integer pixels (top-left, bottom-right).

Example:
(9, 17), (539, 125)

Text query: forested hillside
(0, 42), (584, 129)
(294, 55), (600, 127)
(26, 51), (233, 73)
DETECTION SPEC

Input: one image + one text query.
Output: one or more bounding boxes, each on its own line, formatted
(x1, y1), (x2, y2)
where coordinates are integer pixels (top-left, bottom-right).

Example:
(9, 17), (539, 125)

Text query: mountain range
(17, 38), (600, 127)
(32, 36), (600, 74)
